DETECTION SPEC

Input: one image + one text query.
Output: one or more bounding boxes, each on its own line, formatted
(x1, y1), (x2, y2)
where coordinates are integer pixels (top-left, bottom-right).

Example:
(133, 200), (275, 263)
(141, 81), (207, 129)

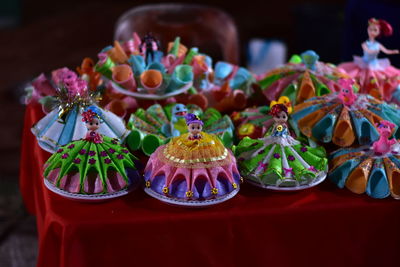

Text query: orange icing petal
(107, 41), (129, 64)
(297, 103), (339, 137)
(345, 158), (373, 194)
(296, 70), (316, 103)
(330, 151), (364, 171)
(383, 158), (400, 199)
(358, 109), (383, 126)
(332, 107), (355, 147)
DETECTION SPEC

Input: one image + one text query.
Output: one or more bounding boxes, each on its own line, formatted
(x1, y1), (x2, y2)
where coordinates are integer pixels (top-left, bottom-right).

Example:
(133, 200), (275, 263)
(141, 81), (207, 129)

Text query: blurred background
(0, 0), (399, 265)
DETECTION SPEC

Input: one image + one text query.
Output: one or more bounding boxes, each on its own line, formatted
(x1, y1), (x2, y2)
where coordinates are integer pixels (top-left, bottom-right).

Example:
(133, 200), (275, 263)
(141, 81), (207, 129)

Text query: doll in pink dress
(339, 18), (400, 102)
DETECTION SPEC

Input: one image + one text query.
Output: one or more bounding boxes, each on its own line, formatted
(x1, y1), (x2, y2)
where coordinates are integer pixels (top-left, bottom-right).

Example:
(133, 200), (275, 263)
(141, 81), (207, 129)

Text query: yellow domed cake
(144, 114), (240, 206)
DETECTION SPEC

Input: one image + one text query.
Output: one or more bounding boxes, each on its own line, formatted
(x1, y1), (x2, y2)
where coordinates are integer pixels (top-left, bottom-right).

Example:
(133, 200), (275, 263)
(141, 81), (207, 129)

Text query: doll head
(82, 106), (102, 131)
(338, 79), (357, 106)
(376, 120), (395, 138)
(140, 33), (160, 52)
(270, 96), (293, 114)
(270, 103), (289, 124)
(185, 113), (203, 135)
(368, 18), (393, 39)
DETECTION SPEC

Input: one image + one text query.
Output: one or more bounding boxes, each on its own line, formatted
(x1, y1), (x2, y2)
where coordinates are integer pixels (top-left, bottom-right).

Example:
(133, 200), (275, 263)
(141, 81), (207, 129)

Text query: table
(20, 103), (400, 267)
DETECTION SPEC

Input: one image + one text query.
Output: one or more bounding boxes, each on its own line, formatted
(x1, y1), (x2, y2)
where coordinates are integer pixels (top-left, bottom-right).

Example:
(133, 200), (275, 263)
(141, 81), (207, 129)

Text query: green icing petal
(235, 137), (263, 156)
(258, 73), (283, 89)
(281, 83), (297, 104)
(235, 138), (273, 175)
(283, 146), (314, 180)
(293, 145), (327, 171)
(47, 141), (86, 183)
(98, 142), (129, 181)
(261, 145), (283, 183)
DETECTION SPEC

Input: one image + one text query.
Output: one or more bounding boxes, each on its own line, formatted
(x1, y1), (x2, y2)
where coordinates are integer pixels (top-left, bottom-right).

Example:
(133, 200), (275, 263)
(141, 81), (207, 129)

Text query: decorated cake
(329, 120), (400, 199)
(292, 79), (400, 147)
(143, 113), (241, 206)
(235, 103), (328, 190)
(258, 50), (349, 105)
(43, 106), (140, 200)
(93, 33), (255, 112)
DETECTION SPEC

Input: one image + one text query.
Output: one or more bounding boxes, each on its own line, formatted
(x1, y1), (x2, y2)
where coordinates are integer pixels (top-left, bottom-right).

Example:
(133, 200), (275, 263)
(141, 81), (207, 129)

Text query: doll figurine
(43, 106), (140, 200)
(235, 103), (328, 190)
(372, 120), (397, 155)
(329, 120), (400, 199)
(186, 113), (203, 140)
(139, 33), (161, 65)
(143, 113), (240, 206)
(339, 18), (400, 102)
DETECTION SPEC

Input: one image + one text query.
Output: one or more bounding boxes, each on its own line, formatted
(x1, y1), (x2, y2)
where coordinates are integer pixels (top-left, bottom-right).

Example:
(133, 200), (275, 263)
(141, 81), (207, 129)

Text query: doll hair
(269, 103), (288, 117)
(369, 18), (393, 37)
(376, 120), (395, 130)
(82, 106), (102, 123)
(185, 113), (203, 126)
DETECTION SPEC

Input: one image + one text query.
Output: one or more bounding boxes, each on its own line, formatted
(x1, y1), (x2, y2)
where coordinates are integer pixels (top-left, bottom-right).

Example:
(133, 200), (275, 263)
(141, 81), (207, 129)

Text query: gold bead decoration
(186, 191), (193, 198)
(145, 181), (151, 188)
(211, 188), (219, 195)
(162, 187), (169, 194)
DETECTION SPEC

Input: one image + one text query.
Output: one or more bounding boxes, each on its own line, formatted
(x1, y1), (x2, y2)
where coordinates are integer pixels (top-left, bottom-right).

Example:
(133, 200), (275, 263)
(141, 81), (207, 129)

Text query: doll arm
(379, 44), (399, 55)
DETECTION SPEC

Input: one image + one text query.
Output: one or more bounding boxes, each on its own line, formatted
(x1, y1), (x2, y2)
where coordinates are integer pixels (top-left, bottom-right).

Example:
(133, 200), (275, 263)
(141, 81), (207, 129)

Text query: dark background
(0, 0), (400, 265)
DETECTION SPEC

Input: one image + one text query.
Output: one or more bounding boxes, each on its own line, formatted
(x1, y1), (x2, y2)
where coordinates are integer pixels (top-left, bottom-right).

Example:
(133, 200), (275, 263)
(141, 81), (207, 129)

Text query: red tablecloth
(20, 103), (400, 267)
